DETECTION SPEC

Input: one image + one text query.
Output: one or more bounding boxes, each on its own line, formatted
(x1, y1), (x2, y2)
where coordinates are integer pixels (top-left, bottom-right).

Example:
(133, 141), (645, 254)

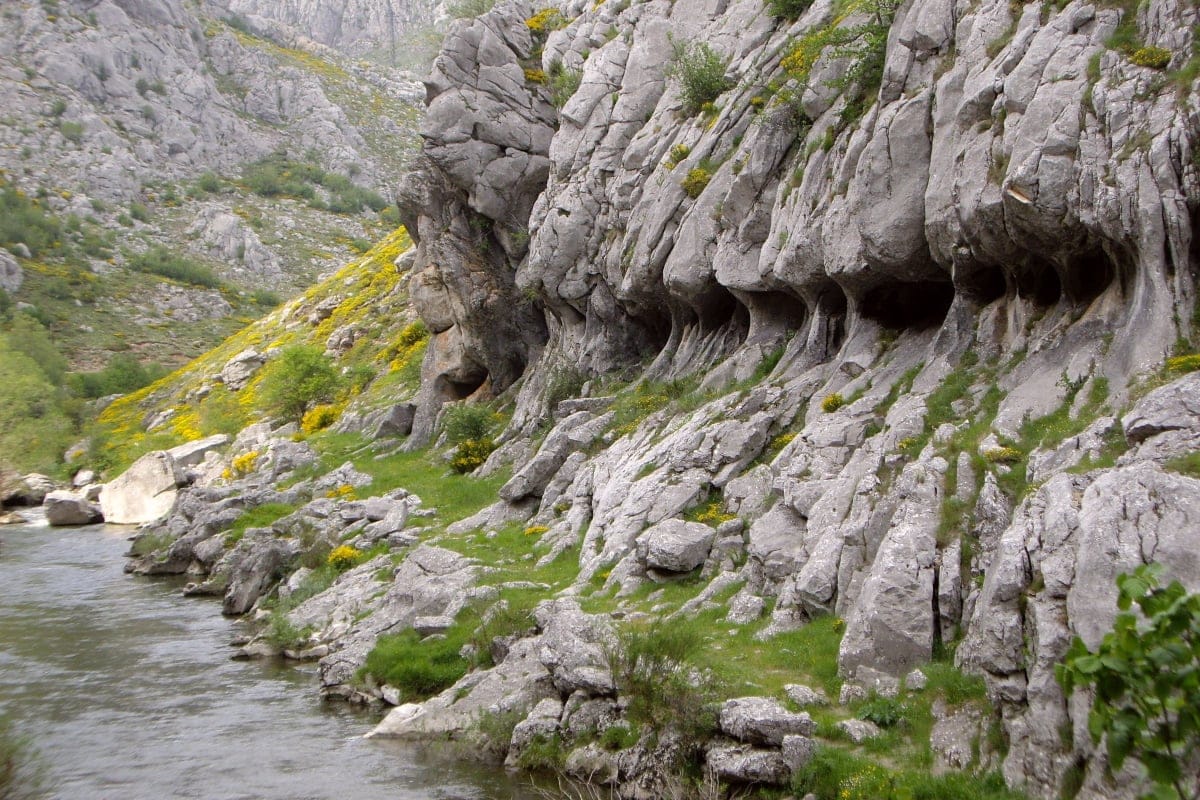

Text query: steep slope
(72, 0), (1200, 798)
(0, 0), (422, 371)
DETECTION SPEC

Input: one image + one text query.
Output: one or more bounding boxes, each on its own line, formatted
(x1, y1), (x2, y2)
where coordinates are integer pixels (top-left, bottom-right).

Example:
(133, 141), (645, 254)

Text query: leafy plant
(821, 392), (846, 413)
(548, 62), (583, 108)
(665, 39), (730, 115)
(681, 167), (712, 198)
(1057, 564), (1200, 800)
(768, 0), (815, 19)
(450, 438), (495, 474)
(129, 246), (221, 288)
(1130, 46), (1172, 70)
(607, 619), (716, 737)
(258, 345), (342, 420)
(857, 694), (908, 729)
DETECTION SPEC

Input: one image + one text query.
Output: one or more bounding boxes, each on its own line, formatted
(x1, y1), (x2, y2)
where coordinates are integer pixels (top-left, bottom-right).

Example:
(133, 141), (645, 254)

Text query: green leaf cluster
(1057, 564), (1200, 800)
(258, 344), (343, 420)
(665, 39), (730, 116)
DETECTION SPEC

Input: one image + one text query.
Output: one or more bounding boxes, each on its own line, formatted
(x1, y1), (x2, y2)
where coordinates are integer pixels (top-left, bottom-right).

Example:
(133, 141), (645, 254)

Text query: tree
(257, 345), (341, 420)
(1057, 564), (1200, 800)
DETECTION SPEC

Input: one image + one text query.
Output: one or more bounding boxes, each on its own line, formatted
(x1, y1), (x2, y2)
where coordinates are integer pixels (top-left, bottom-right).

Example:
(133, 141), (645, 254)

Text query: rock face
(383, 0), (1200, 794)
(221, 0), (439, 61)
(99, 451), (186, 524)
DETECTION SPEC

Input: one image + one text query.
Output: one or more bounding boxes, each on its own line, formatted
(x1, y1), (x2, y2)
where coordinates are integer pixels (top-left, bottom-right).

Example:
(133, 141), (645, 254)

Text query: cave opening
(1013, 257), (1063, 307)
(955, 263), (1007, 307)
(1060, 244), (1118, 304)
(696, 284), (750, 337)
(859, 280), (954, 330)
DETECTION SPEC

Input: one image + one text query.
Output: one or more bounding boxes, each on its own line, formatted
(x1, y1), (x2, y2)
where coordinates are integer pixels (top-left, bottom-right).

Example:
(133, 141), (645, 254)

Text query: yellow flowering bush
(821, 393), (845, 413)
(525, 7), (564, 33)
(681, 168), (711, 199)
(1166, 353), (1200, 373)
(326, 484), (356, 500)
(691, 502), (736, 526)
(983, 446), (1022, 464)
(327, 544), (363, 571)
(524, 68), (547, 84)
(301, 403), (341, 434)
(524, 525), (550, 537)
(231, 450), (259, 477)
(450, 438), (495, 474)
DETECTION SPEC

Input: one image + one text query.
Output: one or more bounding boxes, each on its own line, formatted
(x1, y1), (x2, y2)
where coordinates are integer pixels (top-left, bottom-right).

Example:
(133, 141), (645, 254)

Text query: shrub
(523, 525), (549, 537)
(300, 403), (340, 434)
(195, 171), (223, 193)
(767, 0), (815, 17)
(548, 62), (583, 108)
(525, 8), (564, 33)
(59, 120), (84, 143)
(442, 403), (495, 444)
(608, 619), (716, 736)
(983, 446), (1022, 464)
(129, 246), (221, 288)
(361, 628), (468, 700)
(664, 143), (691, 169)
(263, 612), (312, 650)
(230, 450), (259, 477)
(68, 352), (161, 398)
(1058, 564), (1200, 800)
(1129, 46), (1172, 70)
(821, 392), (846, 413)
(258, 344), (342, 420)
(447, 0), (495, 18)
(857, 694), (907, 729)
(524, 68), (546, 84)
(450, 438), (496, 474)
(665, 39), (730, 115)
(327, 544), (363, 571)
(1166, 353), (1200, 373)
(0, 180), (63, 258)
(681, 167), (711, 198)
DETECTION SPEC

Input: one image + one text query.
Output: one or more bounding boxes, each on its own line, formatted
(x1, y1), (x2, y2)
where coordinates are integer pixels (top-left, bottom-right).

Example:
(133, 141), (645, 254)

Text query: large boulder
(43, 490), (103, 526)
(0, 248), (22, 293)
(167, 434), (230, 467)
(705, 745), (792, 785)
(220, 349), (266, 391)
(636, 518), (716, 573)
(1122, 372), (1200, 444)
(99, 451), (186, 525)
(1, 473), (56, 506)
(718, 697), (816, 746)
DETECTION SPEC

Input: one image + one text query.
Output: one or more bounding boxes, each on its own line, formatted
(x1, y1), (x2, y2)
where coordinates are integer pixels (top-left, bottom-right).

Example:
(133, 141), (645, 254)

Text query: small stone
(839, 684), (867, 705)
(837, 719), (883, 743)
(781, 735), (817, 771)
(784, 684), (829, 707)
(905, 669), (928, 692)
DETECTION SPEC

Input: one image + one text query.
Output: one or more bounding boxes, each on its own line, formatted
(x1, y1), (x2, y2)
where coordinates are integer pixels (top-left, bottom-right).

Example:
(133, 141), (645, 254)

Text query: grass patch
(793, 747), (1027, 800)
(224, 502), (296, 546)
(360, 627), (470, 700)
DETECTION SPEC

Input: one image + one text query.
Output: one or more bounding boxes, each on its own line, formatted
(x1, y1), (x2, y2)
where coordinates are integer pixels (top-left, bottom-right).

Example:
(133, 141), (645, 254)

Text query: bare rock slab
(719, 697), (816, 745)
(99, 451), (185, 525)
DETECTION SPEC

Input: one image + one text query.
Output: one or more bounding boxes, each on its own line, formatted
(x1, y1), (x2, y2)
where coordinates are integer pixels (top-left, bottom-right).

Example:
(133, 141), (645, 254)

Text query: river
(0, 520), (549, 800)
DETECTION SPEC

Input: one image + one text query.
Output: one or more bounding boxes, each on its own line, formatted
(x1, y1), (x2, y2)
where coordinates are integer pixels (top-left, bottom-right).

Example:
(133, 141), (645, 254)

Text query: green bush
(1058, 564), (1200, 800)
(608, 619), (716, 736)
(664, 143), (691, 169)
(447, 0), (495, 18)
(0, 181), (63, 258)
(856, 694), (907, 729)
(129, 246), (221, 288)
(442, 403), (495, 444)
(263, 612), (312, 650)
(59, 120), (84, 143)
(1166, 353), (1200, 373)
(548, 62), (583, 109)
(258, 344), (342, 420)
(69, 352), (163, 398)
(768, 0), (815, 19)
(665, 39), (730, 115)
(361, 628), (468, 700)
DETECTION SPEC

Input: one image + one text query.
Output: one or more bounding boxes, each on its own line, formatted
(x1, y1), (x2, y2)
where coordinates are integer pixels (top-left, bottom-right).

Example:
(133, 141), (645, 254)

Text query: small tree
(665, 39), (730, 116)
(258, 345), (341, 420)
(1057, 564), (1200, 800)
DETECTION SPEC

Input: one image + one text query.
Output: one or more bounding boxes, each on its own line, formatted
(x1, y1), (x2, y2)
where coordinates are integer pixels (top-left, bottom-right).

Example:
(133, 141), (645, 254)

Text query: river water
(0, 521), (547, 800)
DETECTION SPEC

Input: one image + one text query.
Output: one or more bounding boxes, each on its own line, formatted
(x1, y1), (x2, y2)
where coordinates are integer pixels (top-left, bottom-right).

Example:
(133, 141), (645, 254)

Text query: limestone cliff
(391, 0), (1200, 796)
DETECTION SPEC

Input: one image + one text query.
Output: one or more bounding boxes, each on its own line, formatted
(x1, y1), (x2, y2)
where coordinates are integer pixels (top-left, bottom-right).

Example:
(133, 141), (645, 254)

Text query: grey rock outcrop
(99, 451), (186, 524)
(636, 518), (716, 573)
(719, 697), (815, 746)
(43, 490), (104, 526)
